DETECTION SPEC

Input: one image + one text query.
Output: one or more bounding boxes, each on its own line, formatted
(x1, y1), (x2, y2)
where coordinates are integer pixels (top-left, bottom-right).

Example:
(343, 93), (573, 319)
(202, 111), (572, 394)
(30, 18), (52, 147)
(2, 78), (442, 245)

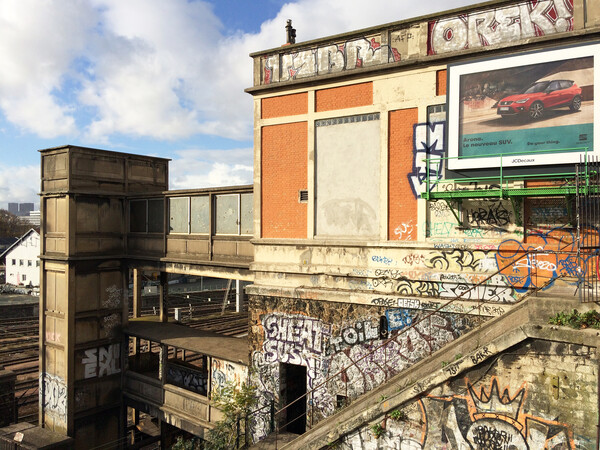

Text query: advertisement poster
(447, 43), (599, 170)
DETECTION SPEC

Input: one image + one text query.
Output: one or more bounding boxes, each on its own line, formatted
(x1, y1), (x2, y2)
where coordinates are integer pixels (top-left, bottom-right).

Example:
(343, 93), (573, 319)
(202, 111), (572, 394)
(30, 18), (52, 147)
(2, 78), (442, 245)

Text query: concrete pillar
(159, 344), (167, 382)
(159, 272), (168, 323)
(132, 269), (142, 318)
(236, 279), (241, 313)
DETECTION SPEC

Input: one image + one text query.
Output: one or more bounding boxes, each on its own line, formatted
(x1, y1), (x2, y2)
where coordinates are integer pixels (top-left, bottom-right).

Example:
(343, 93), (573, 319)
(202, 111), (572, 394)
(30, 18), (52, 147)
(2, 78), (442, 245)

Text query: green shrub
(549, 309), (600, 329)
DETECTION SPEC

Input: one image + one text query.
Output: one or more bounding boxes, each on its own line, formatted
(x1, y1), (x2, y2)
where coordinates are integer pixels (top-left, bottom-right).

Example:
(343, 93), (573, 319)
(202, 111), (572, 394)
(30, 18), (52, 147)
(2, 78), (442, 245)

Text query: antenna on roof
(286, 19), (296, 44)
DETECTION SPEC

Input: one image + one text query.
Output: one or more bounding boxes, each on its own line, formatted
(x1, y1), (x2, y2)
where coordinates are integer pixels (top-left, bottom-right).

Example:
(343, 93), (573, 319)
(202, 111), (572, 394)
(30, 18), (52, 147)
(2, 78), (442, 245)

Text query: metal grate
(577, 155), (600, 303)
(298, 190), (308, 203)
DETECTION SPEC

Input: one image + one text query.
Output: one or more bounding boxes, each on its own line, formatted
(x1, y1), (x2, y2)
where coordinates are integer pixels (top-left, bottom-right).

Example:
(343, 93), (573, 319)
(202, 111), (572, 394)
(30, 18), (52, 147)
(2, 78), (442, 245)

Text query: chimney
(286, 19), (296, 45)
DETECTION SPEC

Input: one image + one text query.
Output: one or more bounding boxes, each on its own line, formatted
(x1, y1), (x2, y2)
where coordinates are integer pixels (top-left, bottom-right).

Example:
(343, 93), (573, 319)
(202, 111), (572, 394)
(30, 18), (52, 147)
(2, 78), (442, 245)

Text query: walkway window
(168, 193), (251, 235)
(169, 197), (189, 233)
(216, 193), (253, 235)
(166, 348), (208, 396)
(190, 196), (210, 233)
(169, 196), (211, 234)
(130, 199), (164, 233)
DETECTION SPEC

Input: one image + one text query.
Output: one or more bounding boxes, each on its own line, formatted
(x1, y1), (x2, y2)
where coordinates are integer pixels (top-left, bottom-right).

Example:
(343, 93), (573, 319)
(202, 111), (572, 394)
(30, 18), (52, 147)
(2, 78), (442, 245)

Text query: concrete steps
(248, 431), (299, 449)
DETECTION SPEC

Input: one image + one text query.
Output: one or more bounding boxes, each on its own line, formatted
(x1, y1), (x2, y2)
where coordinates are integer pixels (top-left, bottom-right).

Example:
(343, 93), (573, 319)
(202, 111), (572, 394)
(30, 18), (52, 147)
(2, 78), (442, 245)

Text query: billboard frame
(447, 41), (600, 171)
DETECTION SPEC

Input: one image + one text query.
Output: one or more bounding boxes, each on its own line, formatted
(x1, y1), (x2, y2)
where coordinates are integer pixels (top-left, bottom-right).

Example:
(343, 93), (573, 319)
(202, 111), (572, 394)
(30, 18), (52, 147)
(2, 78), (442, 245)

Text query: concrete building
(244, 0), (600, 447)
(2, 229), (40, 287)
(21, 210), (41, 227)
(8, 202), (35, 217)
(33, 0), (600, 448)
(38, 146), (252, 448)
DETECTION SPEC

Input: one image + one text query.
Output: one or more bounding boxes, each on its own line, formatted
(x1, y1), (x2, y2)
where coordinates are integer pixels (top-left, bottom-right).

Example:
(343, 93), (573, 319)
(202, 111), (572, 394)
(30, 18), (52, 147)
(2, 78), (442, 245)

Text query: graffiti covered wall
(338, 339), (596, 449)
(248, 297), (484, 440)
(41, 373), (68, 429)
(211, 358), (247, 393)
(257, 1), (576, 86)
(428, 0), (574, 55)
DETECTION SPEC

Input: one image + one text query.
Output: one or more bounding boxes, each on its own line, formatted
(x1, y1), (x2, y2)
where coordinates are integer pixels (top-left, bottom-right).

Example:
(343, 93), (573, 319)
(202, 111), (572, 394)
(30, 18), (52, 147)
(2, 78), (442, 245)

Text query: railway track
(1, 294), (249, 428)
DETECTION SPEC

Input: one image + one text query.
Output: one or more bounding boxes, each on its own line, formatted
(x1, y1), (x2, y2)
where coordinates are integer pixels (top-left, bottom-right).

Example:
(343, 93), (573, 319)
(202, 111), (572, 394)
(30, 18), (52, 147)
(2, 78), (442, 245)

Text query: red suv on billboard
(496, 80), (582, 120)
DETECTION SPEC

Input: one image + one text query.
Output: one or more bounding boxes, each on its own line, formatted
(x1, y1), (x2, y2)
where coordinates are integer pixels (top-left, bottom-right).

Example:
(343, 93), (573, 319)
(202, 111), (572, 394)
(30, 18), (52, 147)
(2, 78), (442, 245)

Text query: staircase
(281, 279), (598, 448)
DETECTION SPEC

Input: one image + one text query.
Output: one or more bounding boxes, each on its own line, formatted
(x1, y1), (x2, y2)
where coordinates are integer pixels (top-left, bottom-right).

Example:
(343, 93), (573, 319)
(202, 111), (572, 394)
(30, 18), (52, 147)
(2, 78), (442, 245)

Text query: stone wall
(339, 338), (597, 449)
(248, 295), (486, 440)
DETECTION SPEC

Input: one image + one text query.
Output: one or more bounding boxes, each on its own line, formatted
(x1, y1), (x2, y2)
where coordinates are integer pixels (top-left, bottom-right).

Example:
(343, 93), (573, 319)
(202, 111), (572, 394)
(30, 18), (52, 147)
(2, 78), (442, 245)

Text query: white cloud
(0, 0), (481, 144)
(0, 0), (95, 138)
(169, 148), (253, 190)
(0, 164), (40, 209)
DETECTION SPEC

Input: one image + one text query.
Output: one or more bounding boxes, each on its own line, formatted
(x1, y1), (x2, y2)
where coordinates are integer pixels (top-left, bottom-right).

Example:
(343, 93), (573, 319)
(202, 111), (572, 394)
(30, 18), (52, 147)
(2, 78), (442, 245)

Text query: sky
(0, 0), (483, 210)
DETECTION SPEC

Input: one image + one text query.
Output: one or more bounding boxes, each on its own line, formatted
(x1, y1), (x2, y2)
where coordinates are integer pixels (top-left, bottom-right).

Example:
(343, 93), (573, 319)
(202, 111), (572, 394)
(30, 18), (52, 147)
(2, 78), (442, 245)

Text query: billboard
(447, 42), (599, 170)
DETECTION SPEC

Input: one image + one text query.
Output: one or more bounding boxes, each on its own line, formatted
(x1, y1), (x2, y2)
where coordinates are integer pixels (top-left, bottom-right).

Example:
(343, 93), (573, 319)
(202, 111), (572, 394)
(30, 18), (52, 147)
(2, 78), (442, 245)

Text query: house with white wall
(1, 229), (40, 286)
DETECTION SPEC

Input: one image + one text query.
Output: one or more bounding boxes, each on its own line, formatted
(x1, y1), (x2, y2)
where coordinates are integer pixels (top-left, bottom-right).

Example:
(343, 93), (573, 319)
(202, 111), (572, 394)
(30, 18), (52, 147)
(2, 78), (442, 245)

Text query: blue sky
(0, 0), (482, 210)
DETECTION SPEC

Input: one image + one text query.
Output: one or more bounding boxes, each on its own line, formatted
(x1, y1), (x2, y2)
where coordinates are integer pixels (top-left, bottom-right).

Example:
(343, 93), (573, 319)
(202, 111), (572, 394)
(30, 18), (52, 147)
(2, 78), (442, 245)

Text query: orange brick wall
(389, 108), (418, 241)
(261, 122), (307, 238)
(436, 70), (447, 96)
(261, 93), (308, 119)
(315, 82), (373, 112)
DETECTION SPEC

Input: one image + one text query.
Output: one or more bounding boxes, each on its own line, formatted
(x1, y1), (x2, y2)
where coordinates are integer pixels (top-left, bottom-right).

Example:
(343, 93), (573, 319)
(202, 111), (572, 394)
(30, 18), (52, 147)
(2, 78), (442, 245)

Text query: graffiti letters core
(250, 310), (476, 440)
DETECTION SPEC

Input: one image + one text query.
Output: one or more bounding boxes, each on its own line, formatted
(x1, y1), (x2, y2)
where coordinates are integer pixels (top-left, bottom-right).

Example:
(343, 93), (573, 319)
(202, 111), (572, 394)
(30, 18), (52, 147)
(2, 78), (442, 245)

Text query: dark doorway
(280, 363), (307, 434)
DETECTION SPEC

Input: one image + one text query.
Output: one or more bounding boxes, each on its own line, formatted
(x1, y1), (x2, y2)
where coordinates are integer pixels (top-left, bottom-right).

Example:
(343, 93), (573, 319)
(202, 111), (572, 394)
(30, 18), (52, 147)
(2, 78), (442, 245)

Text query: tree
(205, 382), (257, 450)
(0, 209), (33, 238)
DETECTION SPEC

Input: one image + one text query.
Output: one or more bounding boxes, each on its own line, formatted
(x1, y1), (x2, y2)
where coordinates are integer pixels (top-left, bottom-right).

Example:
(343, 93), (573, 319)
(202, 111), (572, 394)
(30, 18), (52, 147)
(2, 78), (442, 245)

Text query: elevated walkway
(279, 280), (599, 448)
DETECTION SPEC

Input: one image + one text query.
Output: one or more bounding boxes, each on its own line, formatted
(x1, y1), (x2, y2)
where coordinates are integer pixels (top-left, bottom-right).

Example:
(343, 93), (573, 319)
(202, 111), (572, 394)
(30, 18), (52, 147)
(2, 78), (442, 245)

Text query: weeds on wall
(370, 423), (385, 439)
(549, 309), (600, 329)
(389, 409), (408, 422)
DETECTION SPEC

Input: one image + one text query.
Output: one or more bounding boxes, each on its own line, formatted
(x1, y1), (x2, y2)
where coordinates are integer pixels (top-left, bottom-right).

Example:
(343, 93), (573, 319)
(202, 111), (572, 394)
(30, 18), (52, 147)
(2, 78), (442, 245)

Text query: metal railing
(422, 147), (593, 200)
(576, 156), (600, 303)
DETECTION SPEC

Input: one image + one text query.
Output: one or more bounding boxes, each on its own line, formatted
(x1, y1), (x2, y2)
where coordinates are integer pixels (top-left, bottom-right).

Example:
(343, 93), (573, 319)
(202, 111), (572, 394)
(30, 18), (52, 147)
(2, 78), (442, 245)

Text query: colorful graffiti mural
(428, 0), (574, 55)
(341, 375), (582, 448)
(497, 226), (600, 292)
(262, 35), (402, 84)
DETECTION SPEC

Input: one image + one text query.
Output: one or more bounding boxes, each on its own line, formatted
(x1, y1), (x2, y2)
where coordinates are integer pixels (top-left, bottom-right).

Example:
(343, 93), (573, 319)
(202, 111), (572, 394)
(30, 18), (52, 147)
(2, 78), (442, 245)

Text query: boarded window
(216, 194), (239, 234)
(240, 193), (253, 235)
(191, 196), (210, 233)
(169, 198), (189, 233)
(315, 114), (380, 237)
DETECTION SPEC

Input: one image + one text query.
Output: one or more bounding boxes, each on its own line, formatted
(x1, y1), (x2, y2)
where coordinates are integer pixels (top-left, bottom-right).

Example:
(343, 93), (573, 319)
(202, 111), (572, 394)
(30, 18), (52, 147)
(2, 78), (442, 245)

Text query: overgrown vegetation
(204, 382), (257, 450)
(171, 436), (202, 450)
(389, 409), (408, 422)
(549, 309), (600, 329)
(0, 209), (33, 237)
(370, 422), (385, 439)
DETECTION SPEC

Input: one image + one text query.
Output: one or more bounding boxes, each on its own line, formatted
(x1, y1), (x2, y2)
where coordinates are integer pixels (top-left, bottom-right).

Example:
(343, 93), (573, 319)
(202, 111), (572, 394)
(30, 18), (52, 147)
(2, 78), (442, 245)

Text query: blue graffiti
(409, 121), (446, 198)
(386, 308), (413, 331)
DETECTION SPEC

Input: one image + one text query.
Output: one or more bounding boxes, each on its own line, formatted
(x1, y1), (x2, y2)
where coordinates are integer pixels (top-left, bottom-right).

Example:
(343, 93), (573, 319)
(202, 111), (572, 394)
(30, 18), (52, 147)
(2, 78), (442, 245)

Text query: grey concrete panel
(316, 116), (380, 237)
